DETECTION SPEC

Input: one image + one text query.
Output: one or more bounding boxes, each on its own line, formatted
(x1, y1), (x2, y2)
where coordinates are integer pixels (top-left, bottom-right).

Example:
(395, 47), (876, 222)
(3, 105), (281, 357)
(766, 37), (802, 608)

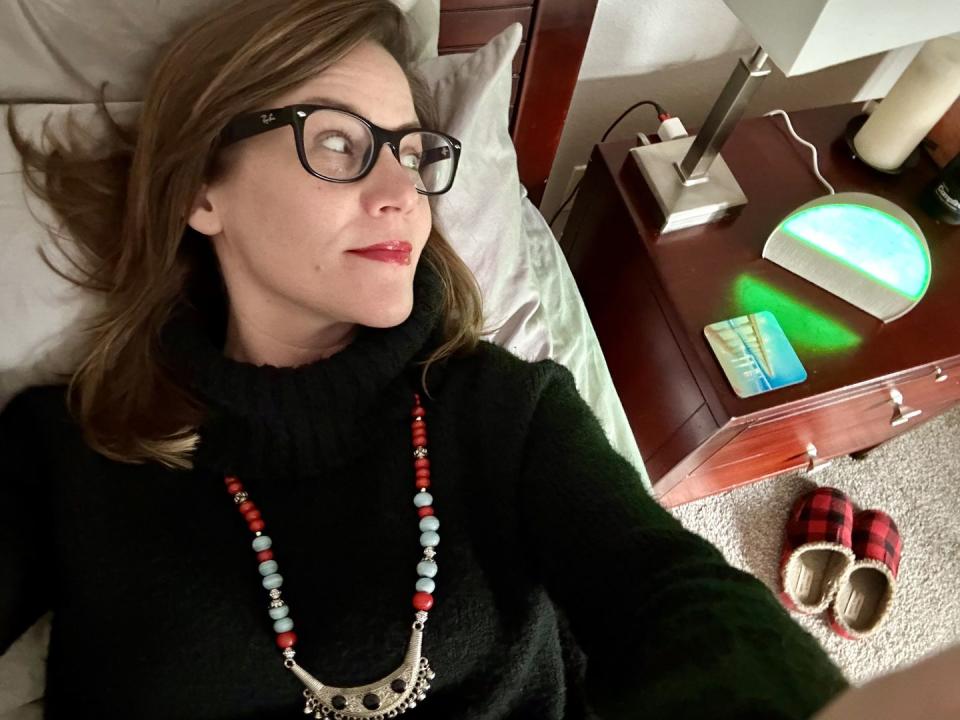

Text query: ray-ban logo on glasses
(260, 112), (276, 125)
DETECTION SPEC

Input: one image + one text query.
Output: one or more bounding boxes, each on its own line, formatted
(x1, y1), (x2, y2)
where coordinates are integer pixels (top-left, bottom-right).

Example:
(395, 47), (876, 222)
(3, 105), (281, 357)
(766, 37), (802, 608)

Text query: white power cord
(763, 109), (836, 195)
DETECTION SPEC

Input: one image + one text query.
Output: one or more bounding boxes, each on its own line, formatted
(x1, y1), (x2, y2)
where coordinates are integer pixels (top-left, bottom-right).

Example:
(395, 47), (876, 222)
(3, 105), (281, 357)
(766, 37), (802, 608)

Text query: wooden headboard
(437, 0), (599, 208)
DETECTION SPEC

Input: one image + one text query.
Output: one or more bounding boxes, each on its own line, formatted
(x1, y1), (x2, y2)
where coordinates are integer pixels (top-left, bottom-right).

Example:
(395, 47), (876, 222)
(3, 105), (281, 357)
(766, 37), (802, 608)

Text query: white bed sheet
(514, 187), (649, 489)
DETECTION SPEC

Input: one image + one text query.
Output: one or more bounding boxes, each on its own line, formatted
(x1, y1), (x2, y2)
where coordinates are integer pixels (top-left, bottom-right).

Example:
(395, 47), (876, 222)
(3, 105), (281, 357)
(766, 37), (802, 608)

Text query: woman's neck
(222, 305), (359, 367)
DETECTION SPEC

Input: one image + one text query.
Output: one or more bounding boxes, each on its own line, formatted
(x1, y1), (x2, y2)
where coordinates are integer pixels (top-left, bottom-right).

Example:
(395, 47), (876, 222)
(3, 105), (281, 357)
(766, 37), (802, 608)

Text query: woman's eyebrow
(299, 96), (420, 130)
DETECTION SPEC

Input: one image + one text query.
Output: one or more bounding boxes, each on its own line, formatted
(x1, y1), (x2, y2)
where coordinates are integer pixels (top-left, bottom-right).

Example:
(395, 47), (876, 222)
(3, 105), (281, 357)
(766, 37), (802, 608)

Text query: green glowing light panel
(762, 192), (931, 323)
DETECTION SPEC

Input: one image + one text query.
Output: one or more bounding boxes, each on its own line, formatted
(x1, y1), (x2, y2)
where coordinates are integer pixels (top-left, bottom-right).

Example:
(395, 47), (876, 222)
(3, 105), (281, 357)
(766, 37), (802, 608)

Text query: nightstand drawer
(690, 359), (960, 486)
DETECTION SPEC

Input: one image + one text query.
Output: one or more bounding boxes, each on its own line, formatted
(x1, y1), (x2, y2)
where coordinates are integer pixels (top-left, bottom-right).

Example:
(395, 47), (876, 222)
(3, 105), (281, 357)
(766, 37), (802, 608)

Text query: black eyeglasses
(218, 104), (461, 196)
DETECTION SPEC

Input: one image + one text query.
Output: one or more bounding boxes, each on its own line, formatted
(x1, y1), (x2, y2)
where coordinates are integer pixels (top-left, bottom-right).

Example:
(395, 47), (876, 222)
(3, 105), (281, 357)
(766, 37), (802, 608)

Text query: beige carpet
(671, 405), (960, 685)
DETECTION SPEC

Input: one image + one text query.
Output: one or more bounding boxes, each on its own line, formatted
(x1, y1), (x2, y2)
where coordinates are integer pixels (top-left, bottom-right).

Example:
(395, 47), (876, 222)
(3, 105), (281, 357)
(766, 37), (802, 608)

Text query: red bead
(226, 482), (243, 495)
(244, 509), (262, 522)
(414, 458), (430, 470)
(224, 475), (239, 486)
(418, 507), (435, 517)
(248, 519), (265, 532)
(415, 468), (430, 479)
(411, 406), (426, 418)
(276, 631), (297, 649)
(416, 478), (431, 490)
(412, 435), (427, 446)
(413, 592), (434, 611)
(238, 501), (255, 513)
(256, 549), (274, 562)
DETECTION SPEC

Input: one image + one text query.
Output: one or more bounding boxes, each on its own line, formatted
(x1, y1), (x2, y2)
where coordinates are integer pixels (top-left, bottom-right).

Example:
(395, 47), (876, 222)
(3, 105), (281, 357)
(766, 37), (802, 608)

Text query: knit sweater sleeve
(0, 389), (55, 655)
(517, 361), (848, 720)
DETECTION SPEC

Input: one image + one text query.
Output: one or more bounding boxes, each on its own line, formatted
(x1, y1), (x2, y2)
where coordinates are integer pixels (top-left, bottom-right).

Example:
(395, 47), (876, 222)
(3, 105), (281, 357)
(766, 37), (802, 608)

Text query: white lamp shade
(723, 0), (960, 76)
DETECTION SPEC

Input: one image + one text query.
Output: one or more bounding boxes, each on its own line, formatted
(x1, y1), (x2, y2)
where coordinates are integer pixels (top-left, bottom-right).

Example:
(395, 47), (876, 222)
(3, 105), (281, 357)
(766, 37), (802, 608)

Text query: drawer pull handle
(934, 366), (949, 383)
(889, 388), (922, 427)
(803, 443), (834, 475)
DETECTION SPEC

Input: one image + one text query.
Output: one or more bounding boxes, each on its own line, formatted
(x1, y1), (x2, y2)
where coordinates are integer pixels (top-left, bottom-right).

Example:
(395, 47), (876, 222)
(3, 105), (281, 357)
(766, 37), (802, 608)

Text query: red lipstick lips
(347, 240), (413, 265)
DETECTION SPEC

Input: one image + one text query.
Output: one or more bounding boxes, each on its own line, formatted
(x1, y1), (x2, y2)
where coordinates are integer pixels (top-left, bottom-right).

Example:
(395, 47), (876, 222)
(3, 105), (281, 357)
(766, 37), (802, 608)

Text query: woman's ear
(187, 183), (224, 236)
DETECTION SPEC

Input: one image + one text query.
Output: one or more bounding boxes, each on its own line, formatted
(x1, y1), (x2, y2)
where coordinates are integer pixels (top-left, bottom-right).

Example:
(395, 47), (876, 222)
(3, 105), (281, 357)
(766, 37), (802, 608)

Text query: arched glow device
(762, 192), (931, 323)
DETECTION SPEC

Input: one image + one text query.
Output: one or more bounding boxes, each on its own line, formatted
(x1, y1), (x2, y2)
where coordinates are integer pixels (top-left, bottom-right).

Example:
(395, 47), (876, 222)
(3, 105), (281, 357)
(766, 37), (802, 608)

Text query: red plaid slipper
(779, 486), (856, 614)
(828, 509), (902, 639)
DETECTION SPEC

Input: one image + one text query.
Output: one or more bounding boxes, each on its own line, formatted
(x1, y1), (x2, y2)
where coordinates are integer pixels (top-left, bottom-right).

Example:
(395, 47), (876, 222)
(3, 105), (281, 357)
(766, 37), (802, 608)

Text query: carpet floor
(671, 404), (960, 685)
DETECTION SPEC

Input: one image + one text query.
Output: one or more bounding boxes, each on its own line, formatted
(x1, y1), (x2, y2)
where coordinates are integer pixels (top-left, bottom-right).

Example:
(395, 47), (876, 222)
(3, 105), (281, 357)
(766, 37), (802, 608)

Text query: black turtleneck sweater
(0, 262), (847, 719)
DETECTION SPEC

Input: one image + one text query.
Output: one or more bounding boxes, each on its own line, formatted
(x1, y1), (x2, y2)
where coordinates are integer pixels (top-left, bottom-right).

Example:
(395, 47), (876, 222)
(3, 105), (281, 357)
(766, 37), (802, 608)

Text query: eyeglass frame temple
(218, 104), (462, 195)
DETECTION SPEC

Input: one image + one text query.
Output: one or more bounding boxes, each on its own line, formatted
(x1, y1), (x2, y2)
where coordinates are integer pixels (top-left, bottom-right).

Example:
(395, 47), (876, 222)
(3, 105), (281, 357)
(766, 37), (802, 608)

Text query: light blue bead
(420, 531), (440, 548)
(252, 536), (272, 552)
(262, 573), (284, 590)
(417, 560), (437, 578)
(269, 605), (289, 620)
(258, 560), (278, 576)
(413, 492), (433, 508)
(416, 578), (436, 594)
(273, 617), (294, 633)
(419, 516), (440, 532)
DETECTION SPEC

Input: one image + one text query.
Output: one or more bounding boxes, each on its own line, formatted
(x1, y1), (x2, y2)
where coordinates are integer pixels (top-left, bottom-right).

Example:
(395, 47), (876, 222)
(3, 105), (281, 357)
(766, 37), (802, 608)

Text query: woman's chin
(357, 297), (415, 329)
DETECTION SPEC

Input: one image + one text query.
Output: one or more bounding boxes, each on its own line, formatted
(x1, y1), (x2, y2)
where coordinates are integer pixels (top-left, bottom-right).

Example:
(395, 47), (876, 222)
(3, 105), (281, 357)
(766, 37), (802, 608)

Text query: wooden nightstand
(563, 103), (960, 506)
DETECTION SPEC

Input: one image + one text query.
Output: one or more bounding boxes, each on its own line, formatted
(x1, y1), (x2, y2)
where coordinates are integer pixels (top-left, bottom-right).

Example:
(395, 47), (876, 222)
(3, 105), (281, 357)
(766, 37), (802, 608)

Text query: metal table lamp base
(630, 46), (769, 234)
(631, 137), (747, 233)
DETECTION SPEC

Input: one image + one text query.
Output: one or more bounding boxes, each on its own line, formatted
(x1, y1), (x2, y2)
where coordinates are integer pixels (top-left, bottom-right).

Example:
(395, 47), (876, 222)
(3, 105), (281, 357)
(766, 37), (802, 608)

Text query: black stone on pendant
(362, 693), (381, 710)
(390, 678), (407, 693)
(331, 695), (347, 710)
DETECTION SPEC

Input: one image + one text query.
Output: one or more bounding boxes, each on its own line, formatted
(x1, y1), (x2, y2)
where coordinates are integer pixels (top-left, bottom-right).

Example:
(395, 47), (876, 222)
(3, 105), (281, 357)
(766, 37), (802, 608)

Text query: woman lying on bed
(0, 0), (849, 717)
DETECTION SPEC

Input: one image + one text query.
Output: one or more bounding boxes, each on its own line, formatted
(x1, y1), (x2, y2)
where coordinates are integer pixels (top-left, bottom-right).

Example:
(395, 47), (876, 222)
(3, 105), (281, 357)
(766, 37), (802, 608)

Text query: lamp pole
(676, 46), (771, 184)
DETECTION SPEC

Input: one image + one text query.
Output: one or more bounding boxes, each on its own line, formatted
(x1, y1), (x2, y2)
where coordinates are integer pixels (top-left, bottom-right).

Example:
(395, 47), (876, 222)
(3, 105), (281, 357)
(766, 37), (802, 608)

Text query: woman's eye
(318, 133), (352, 154)
(401, 152), (421, 169)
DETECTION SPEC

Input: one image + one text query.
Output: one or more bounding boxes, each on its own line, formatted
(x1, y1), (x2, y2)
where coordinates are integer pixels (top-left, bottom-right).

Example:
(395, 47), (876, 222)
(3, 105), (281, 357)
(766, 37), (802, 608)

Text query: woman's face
(189, 40), (432, 338)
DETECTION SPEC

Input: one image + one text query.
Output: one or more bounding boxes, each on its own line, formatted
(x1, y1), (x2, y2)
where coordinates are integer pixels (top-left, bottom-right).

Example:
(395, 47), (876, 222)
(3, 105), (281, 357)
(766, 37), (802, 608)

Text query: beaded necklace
(223, 393), (437, 719)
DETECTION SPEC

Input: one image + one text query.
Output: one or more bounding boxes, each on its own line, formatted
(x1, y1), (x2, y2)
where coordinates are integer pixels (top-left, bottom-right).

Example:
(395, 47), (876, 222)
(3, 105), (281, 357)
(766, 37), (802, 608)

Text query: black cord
(548, 100), (667, 229)
(599, 100), (667, 143)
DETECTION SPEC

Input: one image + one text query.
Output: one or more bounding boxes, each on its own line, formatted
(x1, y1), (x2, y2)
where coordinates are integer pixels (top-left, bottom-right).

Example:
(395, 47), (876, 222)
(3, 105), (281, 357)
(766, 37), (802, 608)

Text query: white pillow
(416, 24), (543, 355)
(0, 0), (439, 103)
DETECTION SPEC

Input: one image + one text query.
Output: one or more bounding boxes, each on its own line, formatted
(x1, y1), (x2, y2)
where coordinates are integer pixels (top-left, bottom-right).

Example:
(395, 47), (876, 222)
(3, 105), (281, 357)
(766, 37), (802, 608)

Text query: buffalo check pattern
(851, 510), (902, 578)
(785, 487), (854, 548)
(827, 508), (903, 640)
(827, 509), (903, 640)
(779, 487), (855, 614)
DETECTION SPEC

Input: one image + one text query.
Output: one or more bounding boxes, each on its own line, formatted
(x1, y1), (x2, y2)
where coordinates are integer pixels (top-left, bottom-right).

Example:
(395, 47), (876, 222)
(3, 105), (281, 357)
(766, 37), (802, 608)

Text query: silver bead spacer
(414, 416), (423, 422)
(233, 491), (249, 504)
(413, 447), (428, 459)
(282, 647), (296, 660)
(269, 588), (282, 600)
(254, 531), (262, 537)
(270, 599), (285, 609)
(415, 611), (429, 624)
(424, 547), (436, 559)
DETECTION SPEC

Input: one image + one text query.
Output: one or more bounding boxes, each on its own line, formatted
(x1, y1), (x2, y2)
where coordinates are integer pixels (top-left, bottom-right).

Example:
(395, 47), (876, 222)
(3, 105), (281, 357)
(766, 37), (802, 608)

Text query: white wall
(542, 0), (914, 230)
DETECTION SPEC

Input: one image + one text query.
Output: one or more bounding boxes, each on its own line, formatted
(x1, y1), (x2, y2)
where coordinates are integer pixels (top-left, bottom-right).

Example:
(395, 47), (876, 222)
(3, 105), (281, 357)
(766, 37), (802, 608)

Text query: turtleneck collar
(160, 259), (447, 480)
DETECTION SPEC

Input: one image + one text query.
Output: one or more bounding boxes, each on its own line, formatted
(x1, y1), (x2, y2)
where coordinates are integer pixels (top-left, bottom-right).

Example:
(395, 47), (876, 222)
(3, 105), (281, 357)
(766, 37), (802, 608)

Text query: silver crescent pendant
(286, 617), (435, 719)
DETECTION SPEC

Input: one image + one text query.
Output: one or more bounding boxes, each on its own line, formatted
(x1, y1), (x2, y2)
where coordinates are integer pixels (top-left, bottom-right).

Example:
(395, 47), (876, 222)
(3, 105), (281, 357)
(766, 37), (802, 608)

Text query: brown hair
(7, 0), (483, 470)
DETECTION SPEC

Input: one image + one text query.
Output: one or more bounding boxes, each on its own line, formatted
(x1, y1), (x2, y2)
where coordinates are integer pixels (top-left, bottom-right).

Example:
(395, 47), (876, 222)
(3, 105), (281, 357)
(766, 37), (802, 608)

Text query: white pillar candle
(854, 36), (960, 171)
